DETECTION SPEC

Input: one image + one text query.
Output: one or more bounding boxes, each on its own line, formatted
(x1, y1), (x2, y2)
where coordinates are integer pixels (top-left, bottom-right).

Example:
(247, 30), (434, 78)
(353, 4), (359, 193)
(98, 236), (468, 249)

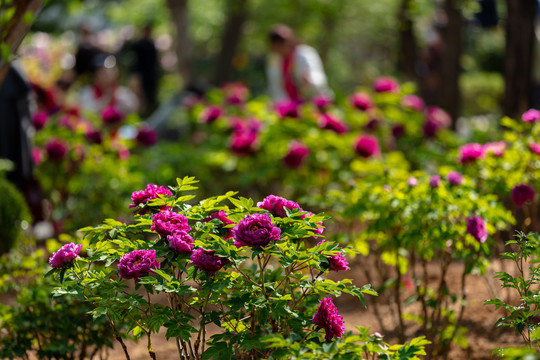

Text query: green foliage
(51, 177), (427, 359)
(0, 176), (32, 255)
(486, 232), (540, 354)
(0, 245), (115, 359)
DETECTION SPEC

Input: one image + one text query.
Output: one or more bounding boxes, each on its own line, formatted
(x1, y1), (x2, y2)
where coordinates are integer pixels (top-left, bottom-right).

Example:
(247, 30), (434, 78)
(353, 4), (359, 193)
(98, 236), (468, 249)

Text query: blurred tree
(212, 0), (250, 85)
(0, 0), (43, 86)
(166, 0), (192, 87)
(503, 0), (537, 118)
(397, 0), (419, 80)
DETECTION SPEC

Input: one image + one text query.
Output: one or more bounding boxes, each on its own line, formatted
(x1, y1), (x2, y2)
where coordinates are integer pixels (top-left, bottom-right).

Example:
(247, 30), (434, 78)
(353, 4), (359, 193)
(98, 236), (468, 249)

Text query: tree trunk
(438, 0), (462, 126)
(166, 0), (192, 87)
(503, 0), (537, 119)
(0, 0), (42, 87)
(397, 0), (418, 80)
(212, 0), (250, 86)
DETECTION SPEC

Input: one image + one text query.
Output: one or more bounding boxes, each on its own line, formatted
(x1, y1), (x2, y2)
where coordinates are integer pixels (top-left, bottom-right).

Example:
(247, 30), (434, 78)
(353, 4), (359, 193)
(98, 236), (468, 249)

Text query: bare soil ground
(104, 258), (523, 360)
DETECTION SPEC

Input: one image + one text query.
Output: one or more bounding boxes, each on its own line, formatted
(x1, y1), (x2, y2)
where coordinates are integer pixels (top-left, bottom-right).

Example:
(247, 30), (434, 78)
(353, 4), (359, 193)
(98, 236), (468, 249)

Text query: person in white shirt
(266, 24), (332, 102)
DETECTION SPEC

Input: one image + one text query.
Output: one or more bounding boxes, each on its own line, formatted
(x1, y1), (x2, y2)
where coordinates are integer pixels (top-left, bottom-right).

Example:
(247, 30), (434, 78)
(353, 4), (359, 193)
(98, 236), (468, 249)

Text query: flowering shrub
(50, 177), (427, 359)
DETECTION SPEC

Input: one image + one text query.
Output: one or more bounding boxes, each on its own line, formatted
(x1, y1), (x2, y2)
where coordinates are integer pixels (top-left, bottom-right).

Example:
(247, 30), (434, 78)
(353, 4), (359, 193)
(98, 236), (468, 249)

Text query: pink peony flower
(458, 143), (485, 164)
(484, 141), (505, 157)
(522, 108), (540, 123)
(223, 82), (248, 105)
(205, 211), (235, 240)
(230, 131), (258, 155)
(190, 248), (230, 274)
(49, 243), (82, 268)
(312, 297), (345, 341)
(511, 184), (536, 207)
(423, 107), (451, 139)
(317, 240), (349, 272)
(529, 142), (540, 155)
(446, 171), (463, 186)
(257, 195), (302, 218)
(45, 138), (68, 161)
(232, 213), (281, 248)
(118, 249), (160, 280)
(129, 184), (172, 212)
(275, 100), (299, 118)
(429, 175), (441, 188)
(318, 113), (348, 134)
(283, 141), (310, 168)
(136, 126), (158, 147)
(349, 92), (374, 111)
(152, 210), (191, 237)
(32, 111), (48, 130)
(32, 148), (43, 166)
(199, 105), (223, 124)
(407, 177), (418, 187)
(85, 129), (103, 145)
(312, 94), (333, 110)
(363, 118), (380, 132)
(466, 216), (488, 243)
(401, 94), (425, 111)
(167, 231), (194, 253)
(373, 77), (399, 93)
(354, 135), (380, 158)
(102, 105), (124, 125)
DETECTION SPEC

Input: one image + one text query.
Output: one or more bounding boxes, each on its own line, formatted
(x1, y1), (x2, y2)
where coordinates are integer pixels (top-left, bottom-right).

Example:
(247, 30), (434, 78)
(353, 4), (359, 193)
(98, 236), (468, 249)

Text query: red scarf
(282, 49), (300, 101)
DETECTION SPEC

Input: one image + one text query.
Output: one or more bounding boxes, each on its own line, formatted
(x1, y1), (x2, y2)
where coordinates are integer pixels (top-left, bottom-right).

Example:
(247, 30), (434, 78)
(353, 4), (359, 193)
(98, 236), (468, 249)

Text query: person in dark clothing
(130, 24), (159, 114)
(0, 64), (43, 221)
(74, 23), (102, 78)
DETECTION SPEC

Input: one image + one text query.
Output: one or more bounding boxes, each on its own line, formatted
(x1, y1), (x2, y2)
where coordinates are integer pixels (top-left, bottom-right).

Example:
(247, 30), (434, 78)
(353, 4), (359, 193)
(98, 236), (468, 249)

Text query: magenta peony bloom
(223, 82), (248, 105)
(232, 213), (281, 248)
(391, 124), (405, 138)
(167, 231), (194, 253)
(458, 143), (485, 164)
(190, 248), (230, 274)
(522, 108), (540, 123)
(49, 243), (82, 268)
(199, 105), (223, 124)
(118, 249), (160, 279)
(283, 141), (310, 168)
(32, 111), (48, 130)
(257, 195), (302, 218)
(85, 129), (103, 144)
(423, 107), (452, 139)
(363, 118), (380, 132)
(312, 297), (345, 341)
(313, 94), (333, 110)
(466, 216), (488, 243)
(206, 210), (235, 239)
(152, 210), (191, 237)
(511, 184), (536, 207)
(129, 184), (172, 212)
(373, 77), (399, 93)
(401, 94), (425, 111)
(429, 175), (441, 188)
(446, 171), (463, 186)
(484, 141), (505, 157)
(136, 126), (158, 147)
(318, 113), (348, 134)
(354, 135), (380, 158)
(230, 131), (258, 155)
(32, 148), (43, 166)
(317, 240), (349, 272)
(275, 100), (299, 118)
(45, 138), (68, 161)
(407, 177), (418, 187)
(102, 105), (124, 125)
(349, 92), (374, 111)
(529, 142), (540, 155)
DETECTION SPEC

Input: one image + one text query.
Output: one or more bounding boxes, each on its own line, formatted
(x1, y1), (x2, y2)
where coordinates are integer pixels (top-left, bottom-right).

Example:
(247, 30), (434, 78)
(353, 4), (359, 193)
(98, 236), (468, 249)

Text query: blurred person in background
(266, 24), (332, 102)
(129, 24), (159, 116)
(74, 22), (102, 79)
(79, 54), (139, 115)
